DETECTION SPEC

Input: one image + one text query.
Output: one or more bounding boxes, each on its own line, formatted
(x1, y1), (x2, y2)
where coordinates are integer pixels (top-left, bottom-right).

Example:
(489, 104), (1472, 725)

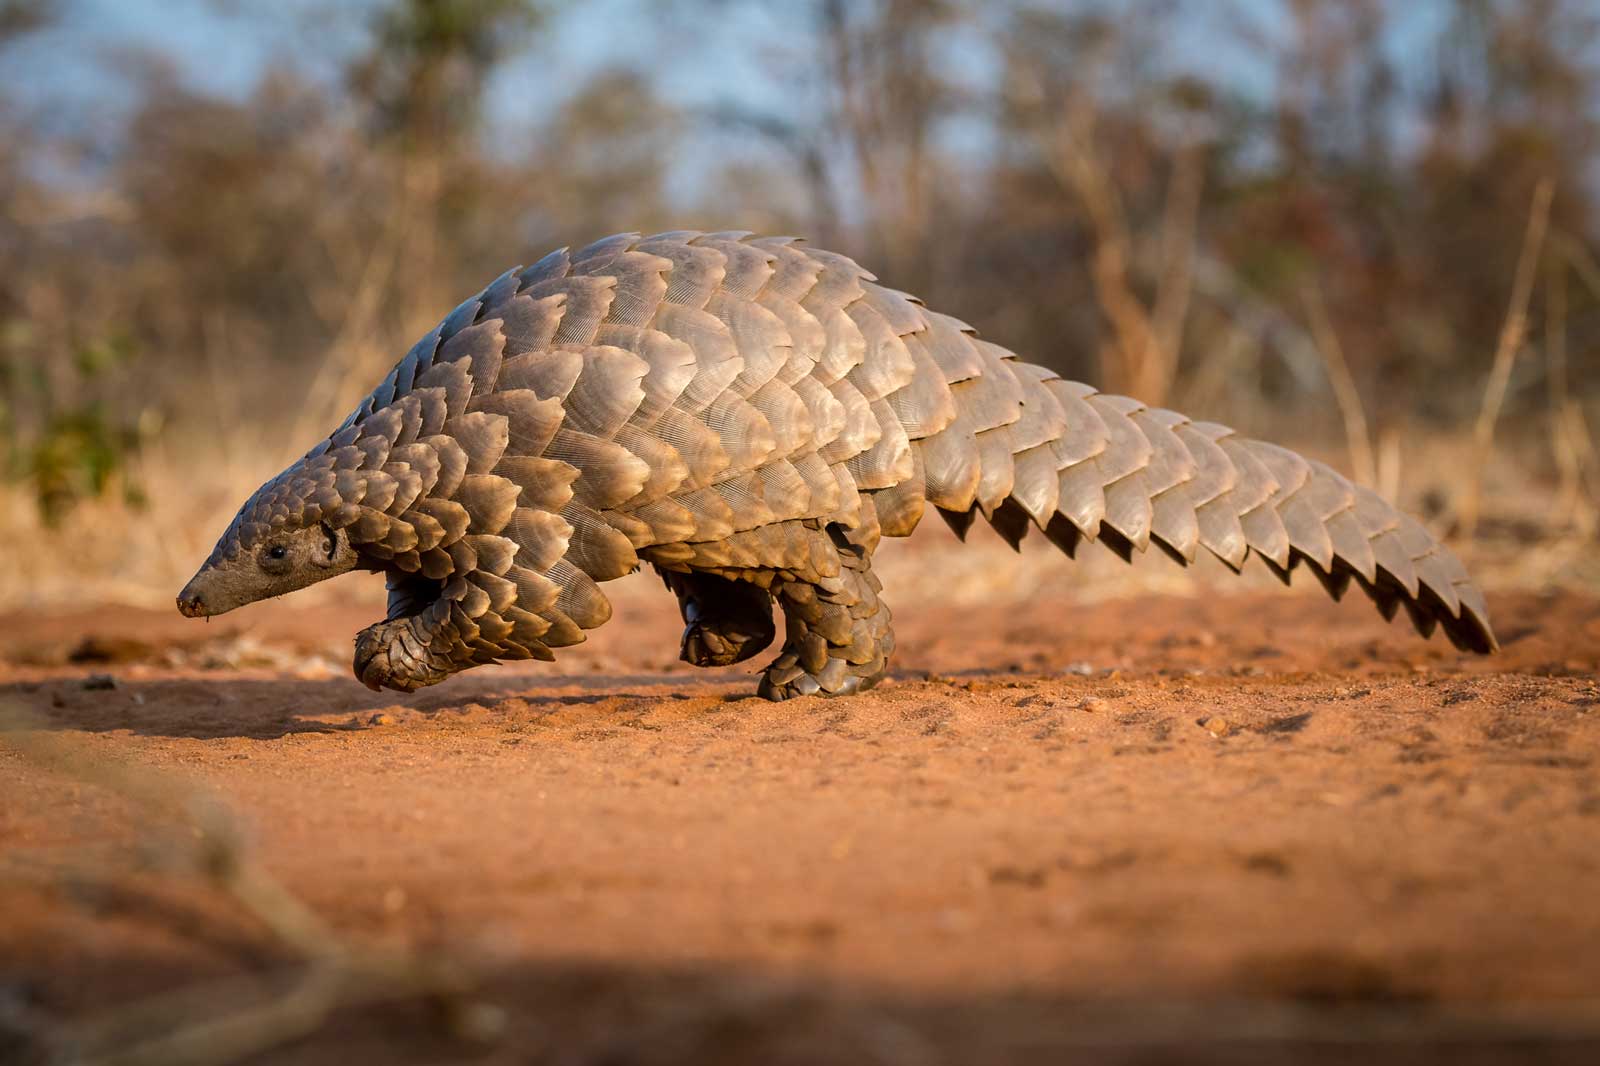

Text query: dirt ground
(2, 534), (1599, 1064)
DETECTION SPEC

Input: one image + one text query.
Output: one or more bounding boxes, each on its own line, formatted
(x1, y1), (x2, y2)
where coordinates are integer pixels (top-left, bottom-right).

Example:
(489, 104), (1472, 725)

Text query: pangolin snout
(176, 574), (213, 618)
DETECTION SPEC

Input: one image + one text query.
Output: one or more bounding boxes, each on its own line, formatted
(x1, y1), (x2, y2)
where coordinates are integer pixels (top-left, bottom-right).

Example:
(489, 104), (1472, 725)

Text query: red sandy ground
(1, 539), (1599, 1064)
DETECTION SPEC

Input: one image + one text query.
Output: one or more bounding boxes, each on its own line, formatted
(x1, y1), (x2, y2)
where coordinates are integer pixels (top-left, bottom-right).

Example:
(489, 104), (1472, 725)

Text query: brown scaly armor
(177, 231), (1496, 699)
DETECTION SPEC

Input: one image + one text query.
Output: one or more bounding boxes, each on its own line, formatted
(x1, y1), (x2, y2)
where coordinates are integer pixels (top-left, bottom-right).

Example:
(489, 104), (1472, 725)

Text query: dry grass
(1014, 51), (1204, 408)
(1462, 179), (1557, 539)
(1301, 280), (1376, 491)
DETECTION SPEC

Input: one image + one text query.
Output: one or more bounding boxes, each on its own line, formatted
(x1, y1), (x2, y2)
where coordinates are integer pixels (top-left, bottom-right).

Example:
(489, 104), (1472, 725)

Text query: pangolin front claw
(680, 614), (775, 667)
(666, 570), (777, 668)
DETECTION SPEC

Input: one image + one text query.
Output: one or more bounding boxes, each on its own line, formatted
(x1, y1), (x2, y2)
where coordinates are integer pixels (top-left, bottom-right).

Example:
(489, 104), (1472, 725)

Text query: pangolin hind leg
(661, 568), (777, 667)
(758, 526), (894, 701)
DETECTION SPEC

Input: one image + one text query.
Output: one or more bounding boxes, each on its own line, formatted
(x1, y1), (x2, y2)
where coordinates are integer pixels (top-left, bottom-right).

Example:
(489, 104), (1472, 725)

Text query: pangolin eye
(267, 544), (288, 560)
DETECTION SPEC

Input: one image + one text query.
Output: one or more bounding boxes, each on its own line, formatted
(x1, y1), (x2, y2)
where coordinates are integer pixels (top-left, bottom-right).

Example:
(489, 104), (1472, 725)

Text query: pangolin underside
(178, 230), (1495, 699)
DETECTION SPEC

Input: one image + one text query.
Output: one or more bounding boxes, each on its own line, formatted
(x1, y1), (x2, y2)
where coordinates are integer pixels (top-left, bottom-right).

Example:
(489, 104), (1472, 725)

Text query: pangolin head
(177, 454), (361, 618)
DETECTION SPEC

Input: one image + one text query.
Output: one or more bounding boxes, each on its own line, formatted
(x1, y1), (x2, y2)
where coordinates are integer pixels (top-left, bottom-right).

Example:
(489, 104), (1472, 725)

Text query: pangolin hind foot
(756, 521), (893, 700)
(177, 230), (1495, 700)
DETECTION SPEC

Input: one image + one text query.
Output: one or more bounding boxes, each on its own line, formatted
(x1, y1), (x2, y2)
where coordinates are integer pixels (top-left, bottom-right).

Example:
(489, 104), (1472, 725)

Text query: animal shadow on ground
(0, 672), (723, 741)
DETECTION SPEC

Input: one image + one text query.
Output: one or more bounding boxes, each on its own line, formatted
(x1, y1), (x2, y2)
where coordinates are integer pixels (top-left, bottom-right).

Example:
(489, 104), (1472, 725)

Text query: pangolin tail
(891, 345), (1495, 652)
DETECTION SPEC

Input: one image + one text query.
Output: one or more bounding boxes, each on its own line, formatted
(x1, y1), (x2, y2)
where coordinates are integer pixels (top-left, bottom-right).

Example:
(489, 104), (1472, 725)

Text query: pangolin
(176, 230), (1495, 699)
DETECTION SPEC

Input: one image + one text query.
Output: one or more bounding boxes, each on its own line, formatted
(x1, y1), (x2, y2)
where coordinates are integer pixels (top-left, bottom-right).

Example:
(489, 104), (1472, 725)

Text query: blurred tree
(344, 0), (545, 343)
(0, 0), (142, 522)
(814, 0), (970, 281)
(351, 0), (544, 150)
(699, 0), (975, 281)
(530, 68), (678, 239)
(0, 0), (51, 41)
(992, 1), (1212, 405)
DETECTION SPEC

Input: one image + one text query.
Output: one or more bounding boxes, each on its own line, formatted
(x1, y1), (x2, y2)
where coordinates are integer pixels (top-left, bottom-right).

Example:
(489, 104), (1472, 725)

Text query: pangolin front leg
(353, 574), (474, 692)
(758, 528), (894, 701)
(662, 569), (776, 667)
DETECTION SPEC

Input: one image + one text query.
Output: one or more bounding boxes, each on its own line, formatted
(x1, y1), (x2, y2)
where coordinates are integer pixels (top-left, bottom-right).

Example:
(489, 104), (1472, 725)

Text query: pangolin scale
(177, 230), (1495, 698)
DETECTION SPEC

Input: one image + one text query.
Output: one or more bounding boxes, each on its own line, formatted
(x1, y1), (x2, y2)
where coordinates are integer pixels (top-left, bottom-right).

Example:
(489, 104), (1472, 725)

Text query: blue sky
(3, 0), (1457, 173)
(5, 0), (792, 124)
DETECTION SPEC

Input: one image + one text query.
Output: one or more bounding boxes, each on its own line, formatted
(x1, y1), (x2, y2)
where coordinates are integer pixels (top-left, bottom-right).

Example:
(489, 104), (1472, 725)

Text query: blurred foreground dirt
(1, 566), (1599, 1064)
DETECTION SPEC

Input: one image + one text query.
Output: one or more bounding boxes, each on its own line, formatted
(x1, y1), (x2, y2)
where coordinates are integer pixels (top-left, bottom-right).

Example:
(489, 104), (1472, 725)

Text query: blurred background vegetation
(1, 0), (1596, 604)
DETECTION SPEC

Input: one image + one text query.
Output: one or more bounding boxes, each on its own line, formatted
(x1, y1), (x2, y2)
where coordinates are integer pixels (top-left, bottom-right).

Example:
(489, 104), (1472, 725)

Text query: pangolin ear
(319, 521), (340, 563)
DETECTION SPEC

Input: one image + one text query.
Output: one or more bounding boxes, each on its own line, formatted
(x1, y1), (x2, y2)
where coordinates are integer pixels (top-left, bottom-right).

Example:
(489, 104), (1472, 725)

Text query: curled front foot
(683, 616), (774, 668)
(681, 595), (776, 667)
(353, 617), (455, 693)
(662, 569), (776, 668)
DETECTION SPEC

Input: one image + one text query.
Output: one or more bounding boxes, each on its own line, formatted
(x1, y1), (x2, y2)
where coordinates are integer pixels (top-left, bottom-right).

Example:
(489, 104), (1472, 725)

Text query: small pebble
(1078, 697), (1107, 714)
(1201, 715), (1231, 738)
(368, 712), (395, 726)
